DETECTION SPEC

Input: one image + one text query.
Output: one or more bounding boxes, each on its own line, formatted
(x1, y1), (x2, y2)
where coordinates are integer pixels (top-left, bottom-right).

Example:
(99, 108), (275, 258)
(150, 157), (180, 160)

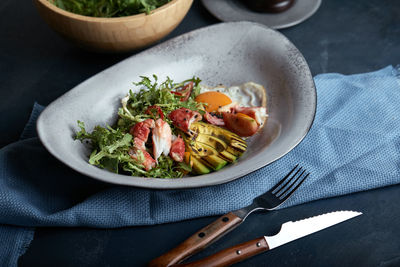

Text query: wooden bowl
(34, 0), (193, 53)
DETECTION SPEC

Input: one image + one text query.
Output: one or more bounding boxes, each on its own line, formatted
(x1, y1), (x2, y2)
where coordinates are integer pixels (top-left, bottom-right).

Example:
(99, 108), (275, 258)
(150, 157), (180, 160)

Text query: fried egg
(196, 82), (267, 112)
(195, 91), (232, 112)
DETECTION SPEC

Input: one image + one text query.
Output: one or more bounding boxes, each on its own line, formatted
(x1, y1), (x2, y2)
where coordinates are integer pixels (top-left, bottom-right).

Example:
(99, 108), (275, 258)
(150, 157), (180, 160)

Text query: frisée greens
(116, 75), (202, 131)
(75, 75), (201, 178)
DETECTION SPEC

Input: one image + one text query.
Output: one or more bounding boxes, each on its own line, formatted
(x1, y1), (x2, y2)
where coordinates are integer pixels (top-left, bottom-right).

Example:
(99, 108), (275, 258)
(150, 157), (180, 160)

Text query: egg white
(199, 82), (267, 108)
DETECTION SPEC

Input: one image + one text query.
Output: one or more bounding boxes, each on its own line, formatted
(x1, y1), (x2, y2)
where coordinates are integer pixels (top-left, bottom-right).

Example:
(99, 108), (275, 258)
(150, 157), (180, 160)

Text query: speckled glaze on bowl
(37, 22), (316, 189)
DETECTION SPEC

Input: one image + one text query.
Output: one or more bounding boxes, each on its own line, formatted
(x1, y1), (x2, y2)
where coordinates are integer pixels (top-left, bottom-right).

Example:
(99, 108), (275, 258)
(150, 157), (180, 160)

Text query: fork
(149, 165), (310, 267)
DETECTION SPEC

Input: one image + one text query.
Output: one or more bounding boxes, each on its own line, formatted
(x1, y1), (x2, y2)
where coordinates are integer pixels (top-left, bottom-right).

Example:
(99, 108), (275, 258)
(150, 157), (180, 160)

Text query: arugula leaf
(49, 0), (171, 17)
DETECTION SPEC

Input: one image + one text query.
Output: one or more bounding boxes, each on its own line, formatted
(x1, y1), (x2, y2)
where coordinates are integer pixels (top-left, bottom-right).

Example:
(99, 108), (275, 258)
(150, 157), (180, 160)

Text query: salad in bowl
(75, 75), (268, 178)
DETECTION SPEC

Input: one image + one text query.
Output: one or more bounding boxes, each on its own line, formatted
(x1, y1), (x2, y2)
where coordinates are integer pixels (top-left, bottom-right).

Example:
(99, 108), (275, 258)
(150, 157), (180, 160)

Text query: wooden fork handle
(148, 212), (243, 267)
(174, 236), (269, 267)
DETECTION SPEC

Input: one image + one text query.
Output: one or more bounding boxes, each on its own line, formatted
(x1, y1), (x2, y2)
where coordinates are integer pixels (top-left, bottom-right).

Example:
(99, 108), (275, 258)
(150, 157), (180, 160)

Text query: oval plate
(37, 22), (316, 189)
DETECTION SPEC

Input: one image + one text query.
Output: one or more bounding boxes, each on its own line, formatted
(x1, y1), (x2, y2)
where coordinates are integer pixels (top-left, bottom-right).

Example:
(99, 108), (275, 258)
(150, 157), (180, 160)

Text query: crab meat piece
(128, 119), (156, 170)
(128, 148), (156, 171)
(169, 135), (185, 162)
(152, 119), (172, 161)
(129, 119), (155, 150)
(168, 108), (202, 132)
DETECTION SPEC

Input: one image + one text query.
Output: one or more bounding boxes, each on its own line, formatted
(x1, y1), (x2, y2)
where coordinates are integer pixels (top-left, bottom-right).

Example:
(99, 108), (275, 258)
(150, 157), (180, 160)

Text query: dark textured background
(0, 0), (399, 266)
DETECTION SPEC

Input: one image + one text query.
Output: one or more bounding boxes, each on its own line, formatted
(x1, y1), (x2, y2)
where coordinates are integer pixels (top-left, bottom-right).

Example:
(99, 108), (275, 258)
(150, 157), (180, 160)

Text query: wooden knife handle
(175, 236), (269, 267)
(148, 212), (243, 267)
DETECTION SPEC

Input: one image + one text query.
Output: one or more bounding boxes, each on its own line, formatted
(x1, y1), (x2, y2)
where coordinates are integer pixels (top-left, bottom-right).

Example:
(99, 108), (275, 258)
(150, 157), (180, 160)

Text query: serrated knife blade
(266, 210), (362, 249)
(175, 211), (362, 267)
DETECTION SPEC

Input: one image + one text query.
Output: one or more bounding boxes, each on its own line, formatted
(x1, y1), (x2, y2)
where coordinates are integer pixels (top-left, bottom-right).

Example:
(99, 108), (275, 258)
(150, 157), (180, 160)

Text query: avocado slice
(219, 150), (237, 163)
(191, 156), (211, 175)
(195, 134), (227, 152)
(229, 142), (247, 154)
(188, 142), (219, 157)
(225, 146), (244, 157)
(182, 121), (248, 173)
(203, 155), (228, 171)
(190, 122), (247, 150)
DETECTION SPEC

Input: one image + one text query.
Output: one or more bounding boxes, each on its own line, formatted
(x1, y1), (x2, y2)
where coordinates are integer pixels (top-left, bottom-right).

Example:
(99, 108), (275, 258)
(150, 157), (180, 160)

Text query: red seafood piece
(145, 105), (165, 120)
(129, 119), (155, 150)
(129, 119), (156, 170)
(170, 136), (185, 162)
(168, 108), (202, 132)
(152, 119), (172, 161)
(129, 148), (156, 171)
(203, 111), (225, 126)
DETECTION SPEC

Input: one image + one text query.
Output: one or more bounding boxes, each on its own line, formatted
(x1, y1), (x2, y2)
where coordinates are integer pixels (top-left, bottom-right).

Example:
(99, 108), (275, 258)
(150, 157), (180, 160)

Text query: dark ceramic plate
(202, 0), (321, 29)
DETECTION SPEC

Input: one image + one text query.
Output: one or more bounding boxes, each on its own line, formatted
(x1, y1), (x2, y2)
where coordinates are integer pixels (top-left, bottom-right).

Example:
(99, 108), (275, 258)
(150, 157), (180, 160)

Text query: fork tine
(276, 168), (306, 197)
(279, 172), (310, 201)
(269, 164), (299, 192)
(273, 166), (302, 195)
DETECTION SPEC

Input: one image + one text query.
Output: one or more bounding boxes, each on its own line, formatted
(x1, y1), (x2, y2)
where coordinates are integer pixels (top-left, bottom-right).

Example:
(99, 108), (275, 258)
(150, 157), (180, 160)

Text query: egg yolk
(195, 92), (232, 112)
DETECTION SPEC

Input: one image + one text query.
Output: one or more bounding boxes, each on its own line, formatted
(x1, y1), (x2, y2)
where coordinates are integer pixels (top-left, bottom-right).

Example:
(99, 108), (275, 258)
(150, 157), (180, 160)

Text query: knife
(149, 165), (309, 267)
(172, 210), (362, 267)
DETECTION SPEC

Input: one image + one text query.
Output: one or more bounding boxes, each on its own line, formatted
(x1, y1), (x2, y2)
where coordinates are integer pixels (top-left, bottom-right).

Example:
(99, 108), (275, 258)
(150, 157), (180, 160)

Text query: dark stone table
(0, 0), (398, 266)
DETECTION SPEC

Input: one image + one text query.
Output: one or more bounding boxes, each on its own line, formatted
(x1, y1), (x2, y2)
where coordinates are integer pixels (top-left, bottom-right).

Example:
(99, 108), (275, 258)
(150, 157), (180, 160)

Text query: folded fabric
(1, 66), (400, 266)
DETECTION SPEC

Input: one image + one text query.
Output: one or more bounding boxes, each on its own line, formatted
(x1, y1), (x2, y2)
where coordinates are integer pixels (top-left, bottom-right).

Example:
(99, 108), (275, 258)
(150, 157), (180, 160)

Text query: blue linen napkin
(1, 66), (400, 265)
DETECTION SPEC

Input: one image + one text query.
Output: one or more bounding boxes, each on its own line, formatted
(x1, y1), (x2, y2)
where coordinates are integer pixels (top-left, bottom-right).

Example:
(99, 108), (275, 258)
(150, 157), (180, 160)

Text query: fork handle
(173, 236), (269, 267)
(148, 212), (243, 267)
